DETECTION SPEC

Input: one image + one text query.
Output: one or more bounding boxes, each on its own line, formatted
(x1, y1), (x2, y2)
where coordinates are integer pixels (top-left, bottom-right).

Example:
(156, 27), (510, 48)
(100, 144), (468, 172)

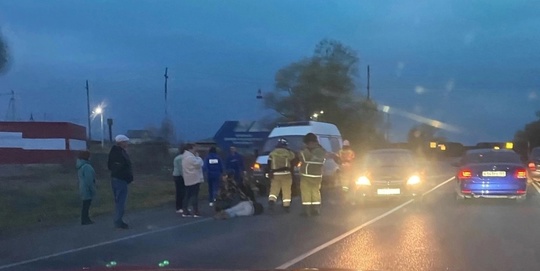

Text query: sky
(0, 0), (539, 145)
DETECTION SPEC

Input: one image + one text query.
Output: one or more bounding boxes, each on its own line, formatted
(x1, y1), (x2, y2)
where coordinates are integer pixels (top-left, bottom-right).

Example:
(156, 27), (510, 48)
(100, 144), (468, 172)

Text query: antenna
(367, 65), (371, 100)
(164, 67), (169, 117)
(5, 90), (16, 121)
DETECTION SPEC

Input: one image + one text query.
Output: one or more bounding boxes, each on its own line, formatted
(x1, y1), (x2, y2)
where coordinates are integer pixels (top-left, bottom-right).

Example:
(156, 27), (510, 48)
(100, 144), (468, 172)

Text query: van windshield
(261, 136), (304, 155)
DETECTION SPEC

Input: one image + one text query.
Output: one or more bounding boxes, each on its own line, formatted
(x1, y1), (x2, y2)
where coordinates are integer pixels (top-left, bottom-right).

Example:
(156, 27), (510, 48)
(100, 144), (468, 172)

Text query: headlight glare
(407, 175), (421, 185)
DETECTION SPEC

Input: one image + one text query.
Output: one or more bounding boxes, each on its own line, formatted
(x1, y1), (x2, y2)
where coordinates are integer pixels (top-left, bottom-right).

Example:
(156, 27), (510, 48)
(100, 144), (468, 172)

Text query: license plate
(377, 188), (401, 195)
(482, 171), (506, 177)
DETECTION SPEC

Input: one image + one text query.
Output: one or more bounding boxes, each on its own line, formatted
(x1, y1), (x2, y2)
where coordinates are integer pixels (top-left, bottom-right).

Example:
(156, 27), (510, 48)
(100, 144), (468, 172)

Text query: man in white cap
(107, 134), (133, 229)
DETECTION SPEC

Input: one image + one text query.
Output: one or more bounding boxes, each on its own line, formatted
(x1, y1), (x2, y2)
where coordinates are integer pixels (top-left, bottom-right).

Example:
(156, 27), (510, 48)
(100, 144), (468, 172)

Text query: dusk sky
(0, 0), (539, 145)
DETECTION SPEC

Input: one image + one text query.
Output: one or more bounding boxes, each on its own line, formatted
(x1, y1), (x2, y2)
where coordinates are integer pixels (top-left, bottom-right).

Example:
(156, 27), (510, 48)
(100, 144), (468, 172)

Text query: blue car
(454, 149), (528, 202)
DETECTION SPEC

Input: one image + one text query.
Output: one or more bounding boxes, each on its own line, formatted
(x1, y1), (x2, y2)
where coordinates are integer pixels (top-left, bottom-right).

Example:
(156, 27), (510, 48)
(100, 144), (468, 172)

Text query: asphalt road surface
(3, 161), (540, 271)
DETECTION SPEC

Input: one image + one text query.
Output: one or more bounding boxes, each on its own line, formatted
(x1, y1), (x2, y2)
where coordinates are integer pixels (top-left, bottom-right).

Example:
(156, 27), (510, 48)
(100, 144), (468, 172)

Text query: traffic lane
(7, 189), (410, 271)
(4, 170), (452, 271)
(2, 170), (454, 270)
(291, 179), (540, 270)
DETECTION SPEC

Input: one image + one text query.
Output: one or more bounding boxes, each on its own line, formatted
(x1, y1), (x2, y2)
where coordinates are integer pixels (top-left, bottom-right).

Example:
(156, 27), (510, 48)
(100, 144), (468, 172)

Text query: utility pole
(164, 67), (169, 117)
(367, 65), (371, 100)
(5, 90), (16, 121)
(86, 80), (92, 141)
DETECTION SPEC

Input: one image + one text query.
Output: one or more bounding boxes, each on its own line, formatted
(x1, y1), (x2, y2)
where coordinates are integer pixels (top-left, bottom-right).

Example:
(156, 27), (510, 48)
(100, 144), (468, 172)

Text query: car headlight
(407, 175), (421, 185)
(356, 176), (371, 186)
(252, 163), (261, 171)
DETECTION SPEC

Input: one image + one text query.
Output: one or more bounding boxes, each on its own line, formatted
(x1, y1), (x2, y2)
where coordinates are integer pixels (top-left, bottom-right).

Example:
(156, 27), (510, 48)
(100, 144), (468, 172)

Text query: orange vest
(339, 149), (355, 167)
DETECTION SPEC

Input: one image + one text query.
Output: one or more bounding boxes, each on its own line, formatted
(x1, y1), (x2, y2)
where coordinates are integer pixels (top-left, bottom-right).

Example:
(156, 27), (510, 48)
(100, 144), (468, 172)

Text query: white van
(250, 121), (342, 194)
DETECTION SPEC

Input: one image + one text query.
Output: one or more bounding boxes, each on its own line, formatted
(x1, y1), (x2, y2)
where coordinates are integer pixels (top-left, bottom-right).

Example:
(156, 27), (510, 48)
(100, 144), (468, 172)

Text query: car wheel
(357, 196), (367, 207)
(455, 193), (466, 202)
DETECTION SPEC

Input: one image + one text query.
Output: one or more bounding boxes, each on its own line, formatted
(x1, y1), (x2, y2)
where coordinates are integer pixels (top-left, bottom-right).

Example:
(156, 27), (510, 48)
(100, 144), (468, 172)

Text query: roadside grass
(0, 165), (209, 234)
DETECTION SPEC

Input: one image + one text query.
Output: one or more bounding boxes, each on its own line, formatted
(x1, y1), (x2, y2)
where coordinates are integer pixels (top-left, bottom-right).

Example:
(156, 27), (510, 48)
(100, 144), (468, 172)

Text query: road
(3, 161), (540, 271)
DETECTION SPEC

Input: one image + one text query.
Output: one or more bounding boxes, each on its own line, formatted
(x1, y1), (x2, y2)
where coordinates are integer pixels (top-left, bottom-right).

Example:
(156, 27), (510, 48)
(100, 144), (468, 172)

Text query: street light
(93, 106), (104, 148)
(311, 110), (325, 121)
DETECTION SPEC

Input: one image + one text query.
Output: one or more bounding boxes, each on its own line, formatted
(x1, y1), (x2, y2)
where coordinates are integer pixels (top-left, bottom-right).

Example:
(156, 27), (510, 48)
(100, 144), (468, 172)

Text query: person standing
(226, 146), (245, 186)
(204, 146), (223, 206)
(339, 140), (356, 202)
(107, 135), (133, 229)
(76, 150), (96, 225)
(173, 144), (186, 214)
(267, 138), (296, 213)
(299, 133), (327, 216)
(182, 143), (204, 217)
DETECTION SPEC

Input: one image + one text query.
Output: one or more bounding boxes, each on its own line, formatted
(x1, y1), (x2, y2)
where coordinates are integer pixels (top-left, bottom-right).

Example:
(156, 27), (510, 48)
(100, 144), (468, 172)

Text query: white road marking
(0, 218), (212, 270)
(276, 176), (455, 269)
(531, 181), (540, 194)
(423, 176), (456, 196)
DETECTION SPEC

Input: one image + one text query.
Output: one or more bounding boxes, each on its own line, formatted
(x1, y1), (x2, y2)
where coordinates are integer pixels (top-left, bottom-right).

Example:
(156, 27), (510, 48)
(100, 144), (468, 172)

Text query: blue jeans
(208, 174), (220, 202)
(111, 178), (128, 225)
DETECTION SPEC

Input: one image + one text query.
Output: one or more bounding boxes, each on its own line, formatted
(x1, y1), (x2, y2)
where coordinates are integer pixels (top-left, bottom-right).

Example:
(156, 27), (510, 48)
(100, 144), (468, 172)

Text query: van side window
(330, 137), (341, 153)
(318, 137), (332, 152)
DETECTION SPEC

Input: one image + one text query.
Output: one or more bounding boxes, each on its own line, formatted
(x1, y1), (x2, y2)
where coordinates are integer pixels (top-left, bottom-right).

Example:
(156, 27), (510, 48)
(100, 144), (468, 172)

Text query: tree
(513, 112), (540, 158)
(0, 33), (8, 74)
(264, 39), (384, 150)
(407, 123), (446, 155)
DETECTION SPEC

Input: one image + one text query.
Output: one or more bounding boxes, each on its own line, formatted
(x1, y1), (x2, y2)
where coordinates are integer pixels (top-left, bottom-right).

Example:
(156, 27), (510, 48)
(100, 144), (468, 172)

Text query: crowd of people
(75, 132), (355, 228)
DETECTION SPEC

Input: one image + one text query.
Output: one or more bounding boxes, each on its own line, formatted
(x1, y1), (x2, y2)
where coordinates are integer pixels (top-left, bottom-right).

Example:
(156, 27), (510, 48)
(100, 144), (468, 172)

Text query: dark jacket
(226, 152), (244, 174)
(204, 153), (223, 177)
(214, 178), (249, 211)
(107, 145), (133, 183)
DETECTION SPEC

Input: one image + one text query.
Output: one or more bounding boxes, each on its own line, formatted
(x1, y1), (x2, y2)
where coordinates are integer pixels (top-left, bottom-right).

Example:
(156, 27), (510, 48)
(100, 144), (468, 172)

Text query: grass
(0, 165), (209, 235)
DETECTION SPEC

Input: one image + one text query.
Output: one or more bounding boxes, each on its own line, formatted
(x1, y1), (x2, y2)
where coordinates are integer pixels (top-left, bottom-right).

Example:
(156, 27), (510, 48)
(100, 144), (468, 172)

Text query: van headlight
(356, 176), (371, 186)
(407, 175), (421, 185)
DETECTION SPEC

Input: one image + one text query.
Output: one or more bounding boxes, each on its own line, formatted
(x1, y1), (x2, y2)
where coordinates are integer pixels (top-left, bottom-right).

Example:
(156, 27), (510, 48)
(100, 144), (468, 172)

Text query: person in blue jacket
(226, 146), (245, 186)
(204, 146), (223, 206)
(76, 150), (96, 225)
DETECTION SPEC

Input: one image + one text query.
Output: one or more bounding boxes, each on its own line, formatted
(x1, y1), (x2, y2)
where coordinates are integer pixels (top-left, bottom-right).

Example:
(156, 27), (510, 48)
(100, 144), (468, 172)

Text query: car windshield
(463, 151), (521, 164)
(531, 148), (540, 159)
(3, 1), (540, 271)
(364, 151), (414, 167)
(261, 136), (304, 155)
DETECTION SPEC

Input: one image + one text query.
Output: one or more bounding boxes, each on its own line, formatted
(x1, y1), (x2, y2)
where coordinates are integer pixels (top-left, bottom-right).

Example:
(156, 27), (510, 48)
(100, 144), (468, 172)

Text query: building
(0, 121), (86, 164)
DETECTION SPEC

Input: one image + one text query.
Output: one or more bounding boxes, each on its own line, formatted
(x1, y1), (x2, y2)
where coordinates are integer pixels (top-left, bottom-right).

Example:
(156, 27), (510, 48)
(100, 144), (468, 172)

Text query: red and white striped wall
(0, 122), (87, 164)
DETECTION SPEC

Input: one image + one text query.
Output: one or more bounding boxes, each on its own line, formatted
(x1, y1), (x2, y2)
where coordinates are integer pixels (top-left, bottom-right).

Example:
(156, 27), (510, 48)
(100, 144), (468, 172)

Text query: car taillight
(514, 168), (527, 179)
(458, 169), (472, 179)
(528, 162), (536, 171)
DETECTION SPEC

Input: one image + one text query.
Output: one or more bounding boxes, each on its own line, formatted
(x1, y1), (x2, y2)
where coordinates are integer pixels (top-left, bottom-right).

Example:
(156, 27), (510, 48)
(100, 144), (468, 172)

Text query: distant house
(0, 121), (86, 164)
(126, 130), (158, 144)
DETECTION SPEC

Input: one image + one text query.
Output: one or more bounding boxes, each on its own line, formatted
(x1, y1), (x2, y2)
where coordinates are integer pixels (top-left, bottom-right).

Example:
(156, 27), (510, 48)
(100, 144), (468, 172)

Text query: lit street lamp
(93, 106), (104, 148)
(311, 110), (325, 121)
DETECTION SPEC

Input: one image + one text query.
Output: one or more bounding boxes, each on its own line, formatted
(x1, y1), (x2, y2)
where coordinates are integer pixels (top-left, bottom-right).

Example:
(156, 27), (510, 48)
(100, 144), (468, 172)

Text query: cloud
(415, 85), (426, 94)
(529, 91), (538, 100)
(396, 61), (405, 77)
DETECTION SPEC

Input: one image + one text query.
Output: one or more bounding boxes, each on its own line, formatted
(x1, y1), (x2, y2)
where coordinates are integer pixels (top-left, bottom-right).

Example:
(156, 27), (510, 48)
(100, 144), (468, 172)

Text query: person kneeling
(214, 172), (262, 219)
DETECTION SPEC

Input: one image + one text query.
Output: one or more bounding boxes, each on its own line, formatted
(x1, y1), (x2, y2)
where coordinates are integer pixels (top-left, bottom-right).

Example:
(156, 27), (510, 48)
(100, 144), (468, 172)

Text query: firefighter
(299, 133), (327, 216)
(267, 138), (296, 213)
(339, 140), (356, 192)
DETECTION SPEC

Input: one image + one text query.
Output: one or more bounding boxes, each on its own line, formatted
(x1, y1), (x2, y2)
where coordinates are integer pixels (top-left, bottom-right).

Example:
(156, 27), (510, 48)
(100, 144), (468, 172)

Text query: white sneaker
(209, 202), (214, 207)
(176, 209), (184, 214)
